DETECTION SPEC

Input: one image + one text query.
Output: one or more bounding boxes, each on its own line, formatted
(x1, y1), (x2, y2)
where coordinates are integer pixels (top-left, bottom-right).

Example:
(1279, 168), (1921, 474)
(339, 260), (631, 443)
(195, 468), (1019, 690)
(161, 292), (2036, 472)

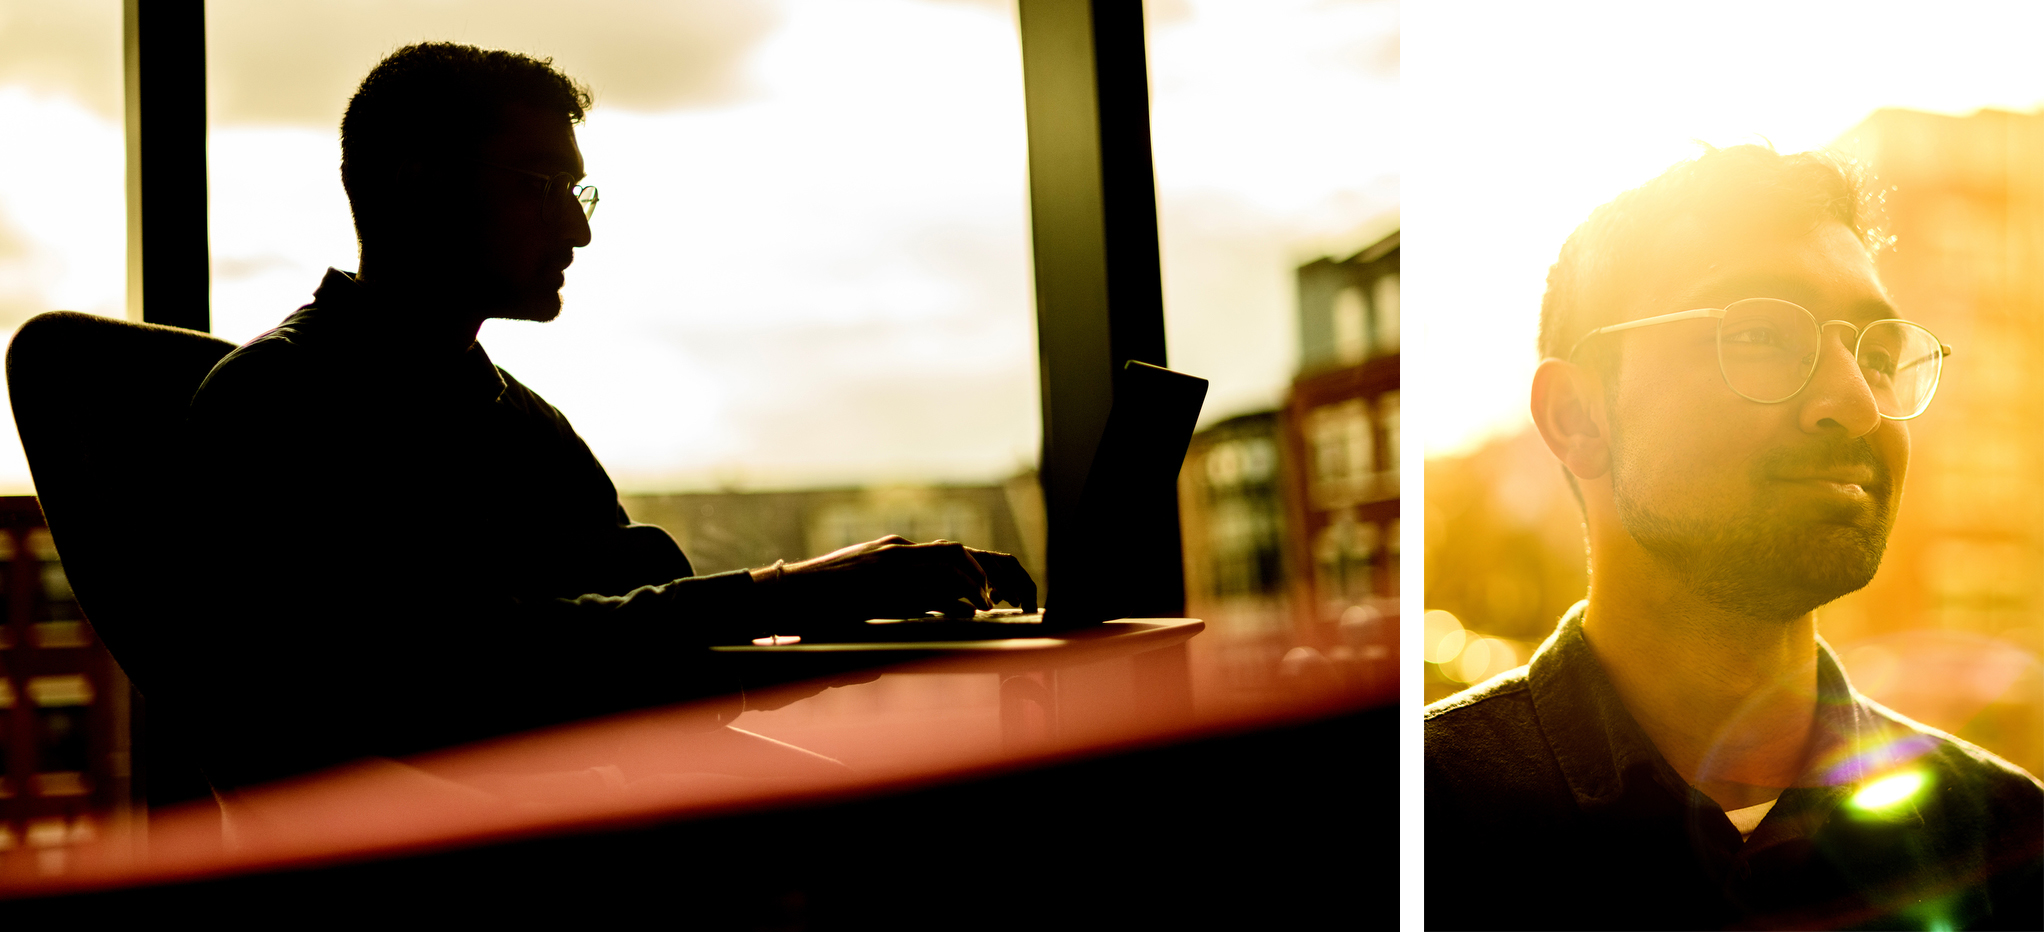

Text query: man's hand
(749, 536), (1038, 631)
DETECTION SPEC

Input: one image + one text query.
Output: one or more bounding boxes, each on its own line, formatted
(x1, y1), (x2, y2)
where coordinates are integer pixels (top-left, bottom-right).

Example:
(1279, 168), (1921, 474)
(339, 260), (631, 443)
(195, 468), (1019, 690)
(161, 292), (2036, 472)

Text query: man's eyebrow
(502, 150), (583, 181)
(1668, 273), (1819, 308)
(1667, 275), (1898, 322)
(1841, 296), (1900, 324)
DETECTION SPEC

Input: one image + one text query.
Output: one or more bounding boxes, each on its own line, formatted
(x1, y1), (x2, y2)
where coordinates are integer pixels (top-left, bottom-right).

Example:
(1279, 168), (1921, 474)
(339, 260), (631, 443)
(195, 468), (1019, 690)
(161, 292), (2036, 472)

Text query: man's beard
(464, 261), (563, 323)
(1610, 425), (1895, 622)
(435, 227), (566, 323)
(492, 285), (563, 323)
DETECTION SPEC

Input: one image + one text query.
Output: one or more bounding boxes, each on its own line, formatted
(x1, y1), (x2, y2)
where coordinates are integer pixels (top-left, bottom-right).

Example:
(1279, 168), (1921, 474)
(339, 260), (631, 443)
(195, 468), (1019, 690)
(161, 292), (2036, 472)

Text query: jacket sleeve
(181, 337), (769, 784)
(187, 338), (765, 642)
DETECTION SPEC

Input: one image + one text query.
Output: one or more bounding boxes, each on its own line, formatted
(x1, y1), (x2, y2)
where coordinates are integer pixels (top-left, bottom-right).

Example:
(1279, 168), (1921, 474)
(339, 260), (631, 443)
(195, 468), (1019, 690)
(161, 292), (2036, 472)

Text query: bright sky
(1406, 1), (2044, 458)
(0, 0), (1394, 494)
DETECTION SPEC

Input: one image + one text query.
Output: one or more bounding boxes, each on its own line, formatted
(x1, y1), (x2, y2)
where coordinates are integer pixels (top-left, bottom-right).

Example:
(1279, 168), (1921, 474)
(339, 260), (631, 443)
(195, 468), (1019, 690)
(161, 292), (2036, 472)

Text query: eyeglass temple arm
(1565, 307), (1723, 360)
(1894, 345), (1953, 376)
(1594, 307), (1723, 335)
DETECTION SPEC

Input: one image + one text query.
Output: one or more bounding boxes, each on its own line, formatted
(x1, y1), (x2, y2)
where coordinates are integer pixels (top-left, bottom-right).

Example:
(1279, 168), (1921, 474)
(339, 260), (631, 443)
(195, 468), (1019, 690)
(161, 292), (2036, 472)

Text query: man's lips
(1758, 438), (1891, 518)
(1770, 467), (1880, 499)
(1773, 466), (1875, 485)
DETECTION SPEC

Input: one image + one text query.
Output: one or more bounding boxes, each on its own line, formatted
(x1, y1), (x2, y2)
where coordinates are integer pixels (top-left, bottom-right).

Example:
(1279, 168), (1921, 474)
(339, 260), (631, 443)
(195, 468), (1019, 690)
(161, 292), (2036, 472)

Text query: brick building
(0, 496), (132, 874)
(1179, 230), (1398, 709)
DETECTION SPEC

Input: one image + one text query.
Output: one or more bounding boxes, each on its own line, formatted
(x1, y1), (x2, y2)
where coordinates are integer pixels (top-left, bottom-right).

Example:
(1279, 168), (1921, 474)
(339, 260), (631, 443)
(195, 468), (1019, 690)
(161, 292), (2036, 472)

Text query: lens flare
(1849, 770), (1928, 812)
(1449, 637), (1492, 682)
(1423, 610), (1467, 664)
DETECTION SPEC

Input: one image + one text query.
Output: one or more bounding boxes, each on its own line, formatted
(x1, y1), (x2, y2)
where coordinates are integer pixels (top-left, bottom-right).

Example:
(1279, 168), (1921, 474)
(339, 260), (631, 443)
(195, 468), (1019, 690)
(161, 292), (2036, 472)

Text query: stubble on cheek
(1608, 418), (1895, 620)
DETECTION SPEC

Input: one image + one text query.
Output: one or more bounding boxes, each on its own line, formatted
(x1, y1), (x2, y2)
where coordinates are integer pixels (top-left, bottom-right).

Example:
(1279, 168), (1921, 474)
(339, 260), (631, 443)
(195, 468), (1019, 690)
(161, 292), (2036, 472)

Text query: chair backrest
(6, 311), (236, 702)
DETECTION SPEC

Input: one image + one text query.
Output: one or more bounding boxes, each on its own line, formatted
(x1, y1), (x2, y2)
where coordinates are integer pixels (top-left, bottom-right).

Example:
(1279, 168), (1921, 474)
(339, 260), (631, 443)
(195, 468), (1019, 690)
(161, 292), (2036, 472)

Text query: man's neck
(1583, 542), (1821, 811)
(351, 260), (488, 355)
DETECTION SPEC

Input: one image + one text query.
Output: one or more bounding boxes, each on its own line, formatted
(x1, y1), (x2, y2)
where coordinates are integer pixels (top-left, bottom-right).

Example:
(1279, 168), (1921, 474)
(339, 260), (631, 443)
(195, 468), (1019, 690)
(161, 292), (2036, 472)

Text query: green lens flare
(1849, 770), (1927, 812)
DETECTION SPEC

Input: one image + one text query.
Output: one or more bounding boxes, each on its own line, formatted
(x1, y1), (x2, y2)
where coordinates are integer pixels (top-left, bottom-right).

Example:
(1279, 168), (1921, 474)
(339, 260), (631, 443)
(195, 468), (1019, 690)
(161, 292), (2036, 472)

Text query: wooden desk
(711, 618), (1204, 748)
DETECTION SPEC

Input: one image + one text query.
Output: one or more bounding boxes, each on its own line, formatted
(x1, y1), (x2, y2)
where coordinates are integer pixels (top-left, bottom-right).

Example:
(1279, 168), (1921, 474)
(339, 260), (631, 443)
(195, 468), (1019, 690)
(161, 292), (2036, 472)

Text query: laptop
(838, 360), (1210, 642)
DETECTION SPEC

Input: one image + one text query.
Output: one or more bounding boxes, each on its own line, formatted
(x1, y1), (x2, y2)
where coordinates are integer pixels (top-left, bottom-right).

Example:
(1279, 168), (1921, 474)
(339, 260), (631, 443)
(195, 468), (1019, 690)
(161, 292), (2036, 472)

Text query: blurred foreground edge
(2, 660), (1390, 926)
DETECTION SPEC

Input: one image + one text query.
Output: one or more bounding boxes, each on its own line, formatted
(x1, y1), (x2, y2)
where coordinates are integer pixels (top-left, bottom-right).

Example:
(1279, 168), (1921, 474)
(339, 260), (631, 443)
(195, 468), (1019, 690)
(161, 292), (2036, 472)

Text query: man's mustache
(1759, 436), (1891, 492)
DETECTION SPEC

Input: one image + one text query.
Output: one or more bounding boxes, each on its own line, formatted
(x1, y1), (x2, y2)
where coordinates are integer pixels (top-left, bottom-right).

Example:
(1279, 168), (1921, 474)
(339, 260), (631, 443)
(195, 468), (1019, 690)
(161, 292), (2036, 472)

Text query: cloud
(0, 202), (45, 330)
(206, 0), (779, 126)
(0, 1), (122, 118)
(0, 0), (777, 124)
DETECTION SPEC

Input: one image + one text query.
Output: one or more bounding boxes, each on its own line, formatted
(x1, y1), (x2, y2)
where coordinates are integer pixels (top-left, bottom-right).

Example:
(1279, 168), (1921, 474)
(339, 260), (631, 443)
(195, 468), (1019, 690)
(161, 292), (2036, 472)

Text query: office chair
(6, 310), (238, 806)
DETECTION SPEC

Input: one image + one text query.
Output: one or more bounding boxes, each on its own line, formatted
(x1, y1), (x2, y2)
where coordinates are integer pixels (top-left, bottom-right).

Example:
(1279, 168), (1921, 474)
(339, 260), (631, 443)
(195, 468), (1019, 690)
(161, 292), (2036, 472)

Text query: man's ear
(1531, 358), (1611, 481)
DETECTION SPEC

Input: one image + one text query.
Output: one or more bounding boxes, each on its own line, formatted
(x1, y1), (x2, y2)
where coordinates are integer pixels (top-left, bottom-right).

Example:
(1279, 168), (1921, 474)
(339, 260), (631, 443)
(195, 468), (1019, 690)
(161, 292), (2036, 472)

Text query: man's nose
(565, 200), (591, 248)
(1798, 322), (1879, 437)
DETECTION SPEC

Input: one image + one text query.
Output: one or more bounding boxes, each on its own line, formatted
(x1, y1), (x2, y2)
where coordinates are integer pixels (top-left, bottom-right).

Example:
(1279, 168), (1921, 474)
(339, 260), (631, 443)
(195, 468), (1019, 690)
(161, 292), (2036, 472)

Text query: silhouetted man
(1424, 146), (2042, 929)
(182, 44), (1033, 790)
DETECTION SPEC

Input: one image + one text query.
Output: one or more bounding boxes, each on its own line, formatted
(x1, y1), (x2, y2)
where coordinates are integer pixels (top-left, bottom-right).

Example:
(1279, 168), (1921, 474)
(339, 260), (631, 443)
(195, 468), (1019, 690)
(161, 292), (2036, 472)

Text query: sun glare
(1407, 1), (2044, 459)
(1849, 770), (1929, 813)
(0, 1), (1393, 495)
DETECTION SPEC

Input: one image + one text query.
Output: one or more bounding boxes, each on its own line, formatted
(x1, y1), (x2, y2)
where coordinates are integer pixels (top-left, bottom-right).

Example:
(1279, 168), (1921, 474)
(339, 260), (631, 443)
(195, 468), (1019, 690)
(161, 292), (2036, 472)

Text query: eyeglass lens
(1715, 298), (1943, 418)
(529, 171), (595, 221)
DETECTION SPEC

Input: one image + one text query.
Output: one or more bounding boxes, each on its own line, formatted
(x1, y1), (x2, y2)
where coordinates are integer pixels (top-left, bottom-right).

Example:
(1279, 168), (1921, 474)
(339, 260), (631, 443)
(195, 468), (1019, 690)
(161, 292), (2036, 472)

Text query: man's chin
(490, 292), (563, 323)
(1623, 507), (1890, 621)
(1675, 532), (1883, 622)
(1776, 523), (1885, 596)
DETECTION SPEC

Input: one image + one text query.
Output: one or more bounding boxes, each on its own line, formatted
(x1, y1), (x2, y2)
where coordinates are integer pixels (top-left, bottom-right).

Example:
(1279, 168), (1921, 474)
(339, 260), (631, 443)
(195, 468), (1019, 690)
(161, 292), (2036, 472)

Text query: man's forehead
(481, 104), (584, 176)
(1639, 222), (1894, 323)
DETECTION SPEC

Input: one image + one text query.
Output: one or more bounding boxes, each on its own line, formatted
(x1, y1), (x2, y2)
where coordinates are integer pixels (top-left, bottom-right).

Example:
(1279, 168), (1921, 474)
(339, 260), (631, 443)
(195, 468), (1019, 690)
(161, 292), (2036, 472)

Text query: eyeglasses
(475, 160), (599, 221)
(1567, 298), (1952, 420)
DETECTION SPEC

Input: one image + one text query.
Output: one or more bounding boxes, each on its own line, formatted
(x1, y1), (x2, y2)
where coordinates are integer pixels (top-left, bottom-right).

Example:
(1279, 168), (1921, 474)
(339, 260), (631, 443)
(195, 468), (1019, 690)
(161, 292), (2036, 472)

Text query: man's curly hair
(1538, 144), (1884, 371)
(340, 42), (594, 243)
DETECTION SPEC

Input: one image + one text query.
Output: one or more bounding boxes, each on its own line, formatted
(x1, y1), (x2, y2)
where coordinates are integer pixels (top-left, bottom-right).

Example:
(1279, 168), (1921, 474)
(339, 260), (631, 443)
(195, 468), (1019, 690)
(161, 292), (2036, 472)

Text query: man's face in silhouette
(459, 103), (591, 322)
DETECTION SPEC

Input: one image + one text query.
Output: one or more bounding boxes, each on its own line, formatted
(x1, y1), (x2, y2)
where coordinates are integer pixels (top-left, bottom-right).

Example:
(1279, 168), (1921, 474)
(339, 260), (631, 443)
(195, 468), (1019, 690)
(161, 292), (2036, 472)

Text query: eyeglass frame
(474, 159), (599, 220)
(1564, 299), (1953, 421)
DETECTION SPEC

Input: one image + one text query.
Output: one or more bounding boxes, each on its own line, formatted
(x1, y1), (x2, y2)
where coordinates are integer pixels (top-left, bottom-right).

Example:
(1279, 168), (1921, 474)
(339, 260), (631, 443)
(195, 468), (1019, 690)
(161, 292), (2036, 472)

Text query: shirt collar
(1526, 602), (1933, 815)
(1528, 601), (1689, 811)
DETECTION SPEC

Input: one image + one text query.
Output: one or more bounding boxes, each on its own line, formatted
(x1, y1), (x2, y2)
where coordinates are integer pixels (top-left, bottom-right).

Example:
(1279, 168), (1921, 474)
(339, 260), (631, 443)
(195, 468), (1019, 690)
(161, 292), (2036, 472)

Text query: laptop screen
(1049, 361), (1209, 626)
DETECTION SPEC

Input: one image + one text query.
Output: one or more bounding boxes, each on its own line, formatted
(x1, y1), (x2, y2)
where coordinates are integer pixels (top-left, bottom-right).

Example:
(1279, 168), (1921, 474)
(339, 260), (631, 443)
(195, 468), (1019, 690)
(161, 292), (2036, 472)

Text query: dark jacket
(181, 269), (763, 788)
(1425, 602), (2044, 930)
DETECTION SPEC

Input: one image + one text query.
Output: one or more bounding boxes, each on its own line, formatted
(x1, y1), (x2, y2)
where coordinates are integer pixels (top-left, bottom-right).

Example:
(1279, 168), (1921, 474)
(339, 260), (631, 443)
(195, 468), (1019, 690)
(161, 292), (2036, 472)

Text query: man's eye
(1723, 326), (1784, 347)
(1861, 349), (1899, 378)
